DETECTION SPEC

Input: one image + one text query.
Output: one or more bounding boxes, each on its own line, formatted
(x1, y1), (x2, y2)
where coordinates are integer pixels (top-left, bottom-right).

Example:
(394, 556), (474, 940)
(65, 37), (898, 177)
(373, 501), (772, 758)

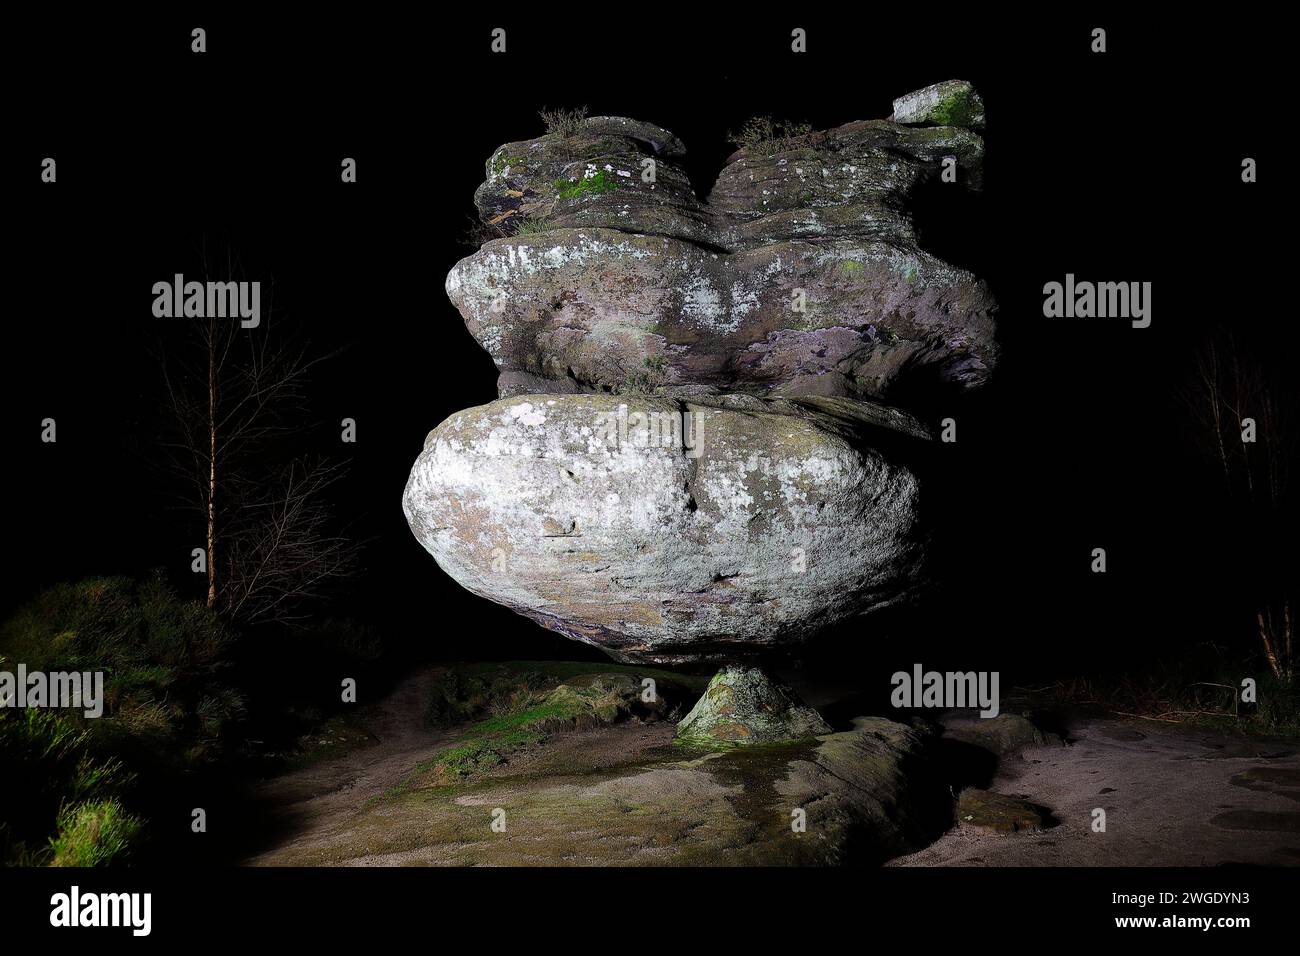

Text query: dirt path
(891, 714), (1300, 867)
(243, 665), (460, 865)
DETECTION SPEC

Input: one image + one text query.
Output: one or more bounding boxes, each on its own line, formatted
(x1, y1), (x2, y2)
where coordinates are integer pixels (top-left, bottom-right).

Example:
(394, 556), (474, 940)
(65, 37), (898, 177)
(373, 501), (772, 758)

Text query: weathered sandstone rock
(402, 393), (928, 663)
(449, 86), (997, 403)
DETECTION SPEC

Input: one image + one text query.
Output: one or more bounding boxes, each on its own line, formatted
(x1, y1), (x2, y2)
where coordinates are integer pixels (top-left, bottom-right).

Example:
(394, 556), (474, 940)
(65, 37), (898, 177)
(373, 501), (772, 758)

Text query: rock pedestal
(674, 666), (831, 746)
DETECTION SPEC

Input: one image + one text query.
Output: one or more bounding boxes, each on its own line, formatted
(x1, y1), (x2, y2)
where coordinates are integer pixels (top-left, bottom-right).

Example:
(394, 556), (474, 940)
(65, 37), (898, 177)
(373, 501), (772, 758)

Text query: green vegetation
(0, 575), (386, 865)
(0, 575), (245, 864)
(0, 574), (243, 764)
(426, 660), (703, 726)
(49, 799), (142, 867)
(927, 90), (979, 128)
(375, 661), (708, 799)
(512, 216), (552, 236)
(489, 153), (526, 176)
(554, 169), (618, 199)
(618, 355), (668, 394)
(0, 707), (133, 864)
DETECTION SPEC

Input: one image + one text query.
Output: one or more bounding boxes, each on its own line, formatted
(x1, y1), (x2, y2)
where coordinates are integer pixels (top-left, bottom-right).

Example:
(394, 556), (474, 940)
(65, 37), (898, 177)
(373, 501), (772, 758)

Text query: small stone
(957, 788), (1045, 833)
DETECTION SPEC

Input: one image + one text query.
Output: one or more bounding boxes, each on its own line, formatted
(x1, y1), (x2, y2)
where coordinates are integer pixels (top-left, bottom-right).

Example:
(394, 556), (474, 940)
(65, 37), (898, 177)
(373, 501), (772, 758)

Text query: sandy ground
(243, 666), (460, 863)
(245, 666), (1300, 866)
(891, 714), (1300, 866)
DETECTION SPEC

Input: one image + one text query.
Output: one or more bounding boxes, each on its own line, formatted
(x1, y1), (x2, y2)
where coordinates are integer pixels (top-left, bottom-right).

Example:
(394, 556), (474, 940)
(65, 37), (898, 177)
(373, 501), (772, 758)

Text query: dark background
(2, 12), (1283, 695)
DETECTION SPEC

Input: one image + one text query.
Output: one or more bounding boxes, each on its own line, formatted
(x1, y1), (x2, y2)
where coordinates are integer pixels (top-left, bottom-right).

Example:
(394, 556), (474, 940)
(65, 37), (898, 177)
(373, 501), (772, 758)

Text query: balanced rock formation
(406, 81), (996, 664)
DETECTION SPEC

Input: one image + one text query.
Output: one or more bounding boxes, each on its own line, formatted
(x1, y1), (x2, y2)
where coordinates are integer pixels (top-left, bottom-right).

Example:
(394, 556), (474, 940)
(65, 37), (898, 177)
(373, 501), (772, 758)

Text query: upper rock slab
(452, 83), (997, 404)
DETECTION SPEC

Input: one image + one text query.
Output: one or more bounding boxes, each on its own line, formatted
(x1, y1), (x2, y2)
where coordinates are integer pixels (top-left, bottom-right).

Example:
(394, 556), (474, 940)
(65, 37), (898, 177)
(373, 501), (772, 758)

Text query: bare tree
(1184, 331), (1295, 681)
(156, 248), (359, 626)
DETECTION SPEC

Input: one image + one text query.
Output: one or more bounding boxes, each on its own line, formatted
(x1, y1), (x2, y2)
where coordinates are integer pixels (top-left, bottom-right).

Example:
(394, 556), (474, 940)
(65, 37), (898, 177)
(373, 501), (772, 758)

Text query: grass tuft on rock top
(512, 216), (552, 236)
(727, 116), (814, 153)
(539, 105), (588, 138)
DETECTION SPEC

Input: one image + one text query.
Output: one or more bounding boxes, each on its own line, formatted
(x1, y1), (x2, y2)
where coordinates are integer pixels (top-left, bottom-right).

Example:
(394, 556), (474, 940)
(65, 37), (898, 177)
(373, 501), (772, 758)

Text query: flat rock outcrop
(257, 711), (940, 866)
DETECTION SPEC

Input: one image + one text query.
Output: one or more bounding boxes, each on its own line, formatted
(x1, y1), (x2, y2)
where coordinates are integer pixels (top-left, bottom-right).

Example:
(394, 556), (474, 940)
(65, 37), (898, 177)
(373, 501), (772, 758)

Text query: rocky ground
(245, 663), (1300, 867)
(246, 663), (937, 865)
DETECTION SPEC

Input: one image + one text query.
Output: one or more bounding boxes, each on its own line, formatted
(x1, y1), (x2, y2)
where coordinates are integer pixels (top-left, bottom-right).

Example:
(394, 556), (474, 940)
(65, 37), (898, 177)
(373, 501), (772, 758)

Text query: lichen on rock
(448, 82), (997, 404)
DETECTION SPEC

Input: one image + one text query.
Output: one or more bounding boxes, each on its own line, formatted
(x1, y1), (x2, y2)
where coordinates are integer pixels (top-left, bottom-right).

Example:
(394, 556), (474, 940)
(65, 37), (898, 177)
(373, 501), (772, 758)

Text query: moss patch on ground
(380, 662), (709, 800)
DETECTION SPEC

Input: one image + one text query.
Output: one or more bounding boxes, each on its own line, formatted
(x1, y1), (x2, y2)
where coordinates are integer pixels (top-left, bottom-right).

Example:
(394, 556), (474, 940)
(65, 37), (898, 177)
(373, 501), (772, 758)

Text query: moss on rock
(674, 666), (832, 747)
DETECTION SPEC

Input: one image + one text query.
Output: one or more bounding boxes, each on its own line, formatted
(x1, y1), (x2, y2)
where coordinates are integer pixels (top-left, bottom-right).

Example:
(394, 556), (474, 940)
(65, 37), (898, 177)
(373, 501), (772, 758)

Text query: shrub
(0, 708), (131, 864)
(0, 573), (245, 864)
(0, 572), (243, 752)
(539, 105), (588, 138)
(49, 799), (142, 867)
(727, 116), (814, 152)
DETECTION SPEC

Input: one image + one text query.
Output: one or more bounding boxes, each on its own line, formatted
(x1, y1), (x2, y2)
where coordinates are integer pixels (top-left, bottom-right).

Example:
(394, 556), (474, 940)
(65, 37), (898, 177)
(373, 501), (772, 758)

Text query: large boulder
(402, 393), (928, 664)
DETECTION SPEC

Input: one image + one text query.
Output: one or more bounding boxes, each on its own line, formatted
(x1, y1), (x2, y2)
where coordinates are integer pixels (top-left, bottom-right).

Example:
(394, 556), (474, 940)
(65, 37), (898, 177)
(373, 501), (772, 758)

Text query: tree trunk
(1258, 601), (1295, 684)
(206, 327), (217, 610)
